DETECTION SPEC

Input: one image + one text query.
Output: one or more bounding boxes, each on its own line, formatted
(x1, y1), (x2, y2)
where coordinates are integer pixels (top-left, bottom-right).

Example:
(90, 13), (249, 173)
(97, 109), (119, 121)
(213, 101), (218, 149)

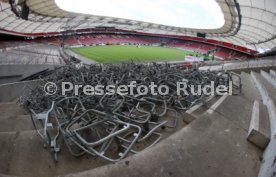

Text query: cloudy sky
(55, 0), (224, 29)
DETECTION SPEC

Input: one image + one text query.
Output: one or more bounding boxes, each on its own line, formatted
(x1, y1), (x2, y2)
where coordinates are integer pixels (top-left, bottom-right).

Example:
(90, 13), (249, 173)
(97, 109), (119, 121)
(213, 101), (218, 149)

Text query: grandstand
(0, 0), (275, 177)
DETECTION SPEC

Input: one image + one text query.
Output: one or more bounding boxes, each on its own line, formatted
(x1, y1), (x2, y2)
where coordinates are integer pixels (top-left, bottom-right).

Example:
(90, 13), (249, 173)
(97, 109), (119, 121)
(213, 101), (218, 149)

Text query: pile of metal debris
(19, 63), (240, 162)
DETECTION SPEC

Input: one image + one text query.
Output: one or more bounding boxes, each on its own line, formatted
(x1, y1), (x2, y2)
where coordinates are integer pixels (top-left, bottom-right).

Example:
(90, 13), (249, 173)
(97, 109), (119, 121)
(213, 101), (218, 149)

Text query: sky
(55, 0), (225, 29)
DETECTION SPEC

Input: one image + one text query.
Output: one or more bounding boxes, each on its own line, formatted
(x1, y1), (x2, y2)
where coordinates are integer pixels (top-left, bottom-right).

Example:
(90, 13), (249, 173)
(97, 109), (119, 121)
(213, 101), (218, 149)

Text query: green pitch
(71, 45), (196, 63)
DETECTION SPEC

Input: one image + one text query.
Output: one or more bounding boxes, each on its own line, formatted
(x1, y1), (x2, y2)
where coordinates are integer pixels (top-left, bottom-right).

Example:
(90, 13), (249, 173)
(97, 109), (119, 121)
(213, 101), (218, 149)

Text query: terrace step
(250, 71), (276, 177)
(0, 115), (33, 132)
(254, 72), (276, 103)
(204, 72), (264, 131)
(260, 70), (276, 88)
(247, 100), (270, 150)
(188, 96), (222, 117)
(0, 130), (109, 177)
(0, 102), (27, 119)
(270, 69), (276, 78)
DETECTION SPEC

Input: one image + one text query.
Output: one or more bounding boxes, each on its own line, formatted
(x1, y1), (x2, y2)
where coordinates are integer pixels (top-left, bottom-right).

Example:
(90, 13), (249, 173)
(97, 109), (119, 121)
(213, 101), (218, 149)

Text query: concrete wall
(64, 49), (96, 64)
(0, 80), (39, 102)
(0, 64), (59, 84)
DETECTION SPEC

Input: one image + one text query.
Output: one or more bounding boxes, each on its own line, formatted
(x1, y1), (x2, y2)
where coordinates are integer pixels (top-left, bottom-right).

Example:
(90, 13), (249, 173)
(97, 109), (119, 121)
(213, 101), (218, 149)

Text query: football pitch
(71, 45), (196, 63)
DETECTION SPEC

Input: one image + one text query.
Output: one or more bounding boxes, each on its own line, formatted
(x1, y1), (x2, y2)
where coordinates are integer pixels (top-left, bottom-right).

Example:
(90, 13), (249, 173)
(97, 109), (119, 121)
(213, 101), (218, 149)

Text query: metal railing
(200, 57), (276, 71)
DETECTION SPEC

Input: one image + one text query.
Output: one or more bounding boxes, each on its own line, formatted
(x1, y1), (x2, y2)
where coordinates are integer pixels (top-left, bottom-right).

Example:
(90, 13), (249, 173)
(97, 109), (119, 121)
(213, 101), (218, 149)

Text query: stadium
(0, 0), (275, 177)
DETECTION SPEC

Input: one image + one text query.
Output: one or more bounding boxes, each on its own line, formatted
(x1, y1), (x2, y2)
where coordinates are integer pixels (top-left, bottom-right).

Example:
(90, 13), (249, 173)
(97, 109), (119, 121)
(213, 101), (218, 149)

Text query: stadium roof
(0, 0), (275, 53)
(55, 0), (225, 29)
